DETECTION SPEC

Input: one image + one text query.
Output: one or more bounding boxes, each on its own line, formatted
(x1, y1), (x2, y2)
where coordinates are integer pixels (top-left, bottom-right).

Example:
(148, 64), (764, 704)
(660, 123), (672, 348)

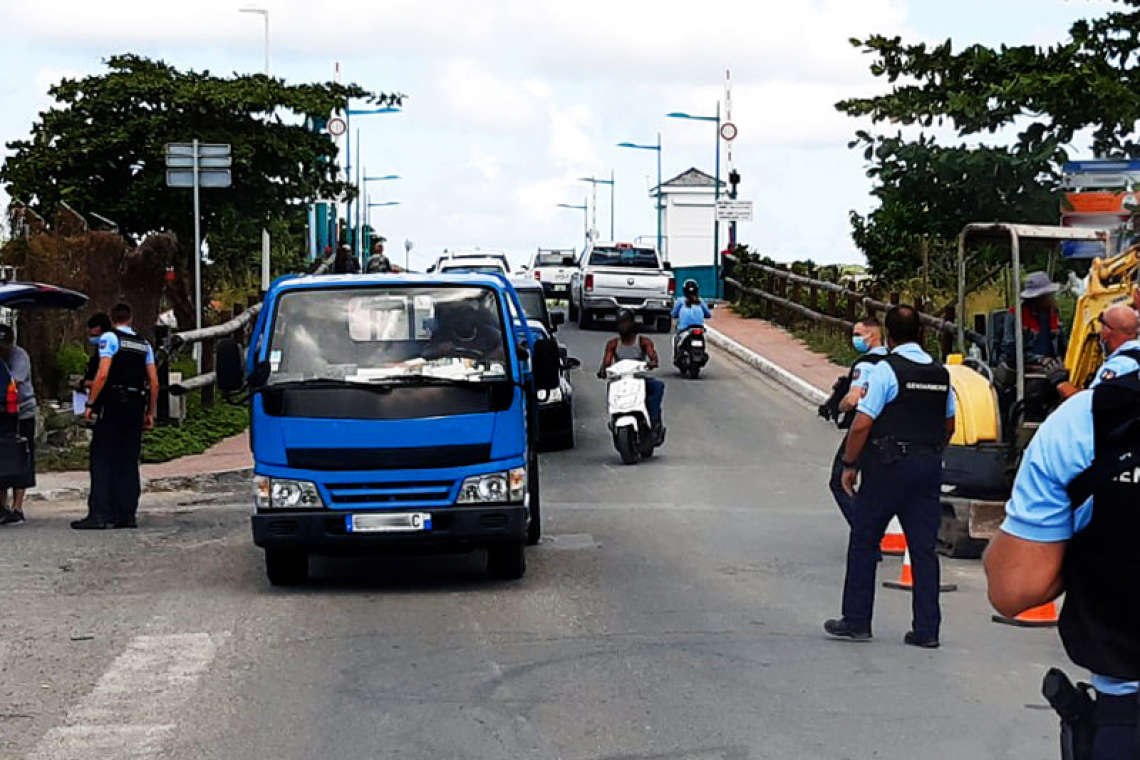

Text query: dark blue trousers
(644, 378), (665, 425)
(841, 453), (943, 639)
(829, 440), (856, 527)
(1092, 693), (1139, 759)
(88, 398), (146, 522)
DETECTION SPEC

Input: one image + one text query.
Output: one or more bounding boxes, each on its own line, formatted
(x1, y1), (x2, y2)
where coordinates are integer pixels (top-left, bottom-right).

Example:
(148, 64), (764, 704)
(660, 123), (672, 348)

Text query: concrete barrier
(705, 326), (830, 407)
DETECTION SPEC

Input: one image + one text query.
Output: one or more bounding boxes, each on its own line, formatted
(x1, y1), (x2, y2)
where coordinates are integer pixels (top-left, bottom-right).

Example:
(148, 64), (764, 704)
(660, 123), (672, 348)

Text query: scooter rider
(672, 279), (713, 354)
(598, 309), (666, 437)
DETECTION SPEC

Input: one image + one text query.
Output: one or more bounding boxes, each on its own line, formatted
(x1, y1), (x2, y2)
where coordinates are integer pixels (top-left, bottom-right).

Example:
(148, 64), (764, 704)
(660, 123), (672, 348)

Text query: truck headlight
(253, 476), (323, 509)
(457, 467), (526, 504)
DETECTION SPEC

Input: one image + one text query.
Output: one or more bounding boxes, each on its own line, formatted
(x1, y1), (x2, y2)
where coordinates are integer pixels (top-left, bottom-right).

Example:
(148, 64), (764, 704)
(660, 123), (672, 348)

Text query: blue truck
(215, 273), (562, 585)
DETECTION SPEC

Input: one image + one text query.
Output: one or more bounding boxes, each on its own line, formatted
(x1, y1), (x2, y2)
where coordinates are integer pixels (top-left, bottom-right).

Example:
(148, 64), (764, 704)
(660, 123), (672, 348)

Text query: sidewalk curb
(706, 327), (830, 407)
(28, 467), (252, 503)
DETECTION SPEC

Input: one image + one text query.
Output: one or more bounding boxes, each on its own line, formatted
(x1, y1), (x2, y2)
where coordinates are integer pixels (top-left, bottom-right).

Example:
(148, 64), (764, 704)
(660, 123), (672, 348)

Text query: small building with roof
(652, 168), (728, 298)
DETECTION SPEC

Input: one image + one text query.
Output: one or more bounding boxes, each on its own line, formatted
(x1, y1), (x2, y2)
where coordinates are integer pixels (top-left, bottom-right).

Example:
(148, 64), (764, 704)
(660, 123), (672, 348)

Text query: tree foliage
(837, 0), (1140, 155)
(1, 54), (400, 268)
(849, 134), (1059, 284)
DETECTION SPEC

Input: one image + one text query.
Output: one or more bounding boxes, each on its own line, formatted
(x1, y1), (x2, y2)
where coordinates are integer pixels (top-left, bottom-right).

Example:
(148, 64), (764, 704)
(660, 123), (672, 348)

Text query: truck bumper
(541, 282), (571, 298)
(252, 505), (528, 554)
(583, 297), (671, 322)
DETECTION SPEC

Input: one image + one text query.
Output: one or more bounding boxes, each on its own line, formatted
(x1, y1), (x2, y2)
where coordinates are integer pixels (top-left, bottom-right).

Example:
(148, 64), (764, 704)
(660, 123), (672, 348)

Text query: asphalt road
(2, 323), (1067, 759)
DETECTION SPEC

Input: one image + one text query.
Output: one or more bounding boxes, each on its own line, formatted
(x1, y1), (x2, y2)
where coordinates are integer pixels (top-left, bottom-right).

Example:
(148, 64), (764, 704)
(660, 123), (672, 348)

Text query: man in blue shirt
(825, 306), (956, 648)
(986, 368), (1140, 758)
(826, 316), (889, 527)
(1090, 304), (1140, 388)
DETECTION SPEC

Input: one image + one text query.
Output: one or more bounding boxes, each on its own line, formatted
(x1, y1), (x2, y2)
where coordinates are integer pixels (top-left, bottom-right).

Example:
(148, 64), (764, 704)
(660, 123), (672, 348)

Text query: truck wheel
(578, 308), (593, 330)
(487, 541), (527, 580)
(686, 366), (701, 380)
(527, 454), (542, 545)
(616, 427), (639, 465)
(936, 514), (987, 559)
(568, 299), (579, 322)
(265, 549), (309, 586)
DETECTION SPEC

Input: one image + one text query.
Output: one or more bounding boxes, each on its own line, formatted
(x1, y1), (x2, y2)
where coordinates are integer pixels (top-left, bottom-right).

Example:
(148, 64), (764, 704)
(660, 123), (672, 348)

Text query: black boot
(70, 515), (111, 530)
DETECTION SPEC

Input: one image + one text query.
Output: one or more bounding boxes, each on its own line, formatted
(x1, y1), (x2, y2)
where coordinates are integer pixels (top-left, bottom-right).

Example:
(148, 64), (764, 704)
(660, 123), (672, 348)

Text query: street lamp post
(617, 134), (663, 257)
(667, 107), (722, 297)
(579, 173), (615, 241)
(557, 201), (589, 249)
(239, 6), (272, 291)
(361, 174), (400, 264)
(343, 105), (401, 256)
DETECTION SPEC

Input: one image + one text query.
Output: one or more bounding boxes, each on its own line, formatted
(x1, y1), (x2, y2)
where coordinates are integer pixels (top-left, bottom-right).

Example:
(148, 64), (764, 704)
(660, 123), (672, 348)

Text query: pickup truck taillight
(667, 277), (676, 295)
(585, 273), (594, 292)
(533, 269), (541, 281)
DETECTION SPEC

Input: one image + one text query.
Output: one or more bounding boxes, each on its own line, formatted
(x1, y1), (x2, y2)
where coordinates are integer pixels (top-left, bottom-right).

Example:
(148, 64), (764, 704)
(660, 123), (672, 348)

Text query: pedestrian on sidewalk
(824, 306), (956, 648)
(826, 316), (888, 527)
(0, 325), (37, 526)
(73, 303), (159, 531)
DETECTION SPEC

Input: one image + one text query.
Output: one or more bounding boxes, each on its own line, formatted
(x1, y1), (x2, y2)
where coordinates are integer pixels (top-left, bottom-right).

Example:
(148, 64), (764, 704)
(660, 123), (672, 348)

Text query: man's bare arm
(983, 531), (1066, 618)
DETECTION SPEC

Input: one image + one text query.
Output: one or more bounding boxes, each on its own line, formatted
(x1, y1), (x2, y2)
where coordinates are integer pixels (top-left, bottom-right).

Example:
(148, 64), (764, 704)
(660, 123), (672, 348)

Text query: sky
(0, 0), (1113, 269)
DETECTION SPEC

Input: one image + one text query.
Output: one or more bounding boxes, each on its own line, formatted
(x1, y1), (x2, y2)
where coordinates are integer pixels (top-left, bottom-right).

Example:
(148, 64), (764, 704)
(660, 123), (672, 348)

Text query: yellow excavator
(937, 223), (1140, 557)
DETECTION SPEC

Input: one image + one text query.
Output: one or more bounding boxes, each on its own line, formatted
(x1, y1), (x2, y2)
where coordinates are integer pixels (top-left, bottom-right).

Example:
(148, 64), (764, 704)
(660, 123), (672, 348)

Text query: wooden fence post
(201, 338), (216, 408)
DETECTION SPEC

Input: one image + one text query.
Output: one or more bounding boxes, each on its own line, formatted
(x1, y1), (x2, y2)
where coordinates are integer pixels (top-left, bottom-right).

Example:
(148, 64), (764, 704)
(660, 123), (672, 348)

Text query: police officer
(827, 316), (889, 527)
(1091, 304), (1140, 387)
(74, 303), (159, 530)
(985, 354), (1140, 758)
(825, 305), (956, 647)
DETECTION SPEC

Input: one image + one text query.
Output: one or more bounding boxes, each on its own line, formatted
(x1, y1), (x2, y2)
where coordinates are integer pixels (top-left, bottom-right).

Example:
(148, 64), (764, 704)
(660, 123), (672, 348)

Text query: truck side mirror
(216, 338), (245, 394)
(532, 337), (561, 391)
(564, 357), (582, 370)
(663, 261), (673, 271)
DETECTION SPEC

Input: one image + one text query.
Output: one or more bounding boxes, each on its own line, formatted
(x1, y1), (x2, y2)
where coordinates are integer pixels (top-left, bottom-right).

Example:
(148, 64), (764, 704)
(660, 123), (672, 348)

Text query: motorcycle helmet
(682, 279), (700, 298)
(616, 308), (636, 332)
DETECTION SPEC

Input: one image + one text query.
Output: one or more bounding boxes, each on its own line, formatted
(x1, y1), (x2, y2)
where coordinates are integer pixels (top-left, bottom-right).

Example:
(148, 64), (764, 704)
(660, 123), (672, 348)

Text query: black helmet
(682, 279), (699, 298)
(616, 308), (636, 325)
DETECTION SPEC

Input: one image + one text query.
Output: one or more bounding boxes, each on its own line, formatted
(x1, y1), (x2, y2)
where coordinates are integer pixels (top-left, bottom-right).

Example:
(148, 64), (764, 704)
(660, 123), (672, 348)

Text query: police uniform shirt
(99, 327), (156, 366)
(1002, 390), (1139, 696)
(850, 346), (889, 392)
(1090, 339), (1140, 388)
(856, 343), (956, 421)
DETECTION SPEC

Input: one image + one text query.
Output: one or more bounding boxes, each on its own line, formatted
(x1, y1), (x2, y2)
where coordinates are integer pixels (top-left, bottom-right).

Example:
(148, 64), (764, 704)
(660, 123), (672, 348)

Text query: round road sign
(720, 122), (738, 142)
(327, 117), (347, 137)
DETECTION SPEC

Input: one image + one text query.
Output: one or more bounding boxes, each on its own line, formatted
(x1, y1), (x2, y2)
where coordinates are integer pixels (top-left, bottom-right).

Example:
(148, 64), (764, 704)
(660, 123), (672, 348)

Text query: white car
(437, 257), (510, 276)
(526, 249), (577, 299)
(432, 250), (512, 274)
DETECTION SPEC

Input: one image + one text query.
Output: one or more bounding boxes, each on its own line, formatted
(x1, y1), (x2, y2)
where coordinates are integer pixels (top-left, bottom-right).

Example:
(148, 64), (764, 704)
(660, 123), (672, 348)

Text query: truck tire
(487, 541), (527, 580)
(936, 513), (988, 559)
(616, 426), (639, 465)
(686, 366), (701, 379)
(568, 298), (579, 322)
(578, 308), (593, 330)
(527, 454), (542, 545)
(265, 549), (309, 586)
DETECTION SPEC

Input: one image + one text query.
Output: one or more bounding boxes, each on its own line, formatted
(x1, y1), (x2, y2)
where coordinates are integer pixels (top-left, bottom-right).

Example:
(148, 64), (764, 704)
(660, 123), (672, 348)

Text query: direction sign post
(166, 141), (232, 370)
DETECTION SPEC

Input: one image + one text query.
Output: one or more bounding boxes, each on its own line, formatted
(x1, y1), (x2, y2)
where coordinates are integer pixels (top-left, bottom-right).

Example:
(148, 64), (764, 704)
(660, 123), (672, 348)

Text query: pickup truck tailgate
(592, 267), (670, 295)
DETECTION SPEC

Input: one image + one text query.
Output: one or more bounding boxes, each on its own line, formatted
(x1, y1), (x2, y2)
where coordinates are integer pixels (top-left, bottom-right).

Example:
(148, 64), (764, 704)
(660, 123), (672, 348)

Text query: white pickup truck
(526, 249), (577, 299)
(569, 242), (675, 332)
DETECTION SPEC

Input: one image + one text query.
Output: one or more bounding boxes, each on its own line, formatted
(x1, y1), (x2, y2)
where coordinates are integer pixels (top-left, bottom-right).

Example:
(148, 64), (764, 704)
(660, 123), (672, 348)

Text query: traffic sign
(720, 122), (738, 142)
(166, 169), (232, 188)
(165, 155), (232, 169)
(716, 199), (753, 222)
(166, 143), (232, 158)
(327, 117), (347, 137)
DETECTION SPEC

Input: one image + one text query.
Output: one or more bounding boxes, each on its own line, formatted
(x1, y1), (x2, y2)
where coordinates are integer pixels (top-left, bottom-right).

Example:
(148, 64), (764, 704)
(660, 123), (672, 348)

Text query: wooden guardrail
(723, 254), (985, 352)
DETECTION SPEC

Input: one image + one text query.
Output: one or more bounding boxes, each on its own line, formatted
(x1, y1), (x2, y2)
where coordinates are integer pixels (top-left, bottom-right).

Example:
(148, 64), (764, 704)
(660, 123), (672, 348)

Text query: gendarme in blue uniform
(828, 346), (889, 526)
(1089, 339), (1140, 388)
(1003, 390), (1138, 697)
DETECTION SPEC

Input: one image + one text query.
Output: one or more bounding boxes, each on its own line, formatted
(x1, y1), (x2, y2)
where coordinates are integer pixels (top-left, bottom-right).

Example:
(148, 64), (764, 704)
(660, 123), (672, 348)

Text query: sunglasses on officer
(1099, 314), (1121, 333)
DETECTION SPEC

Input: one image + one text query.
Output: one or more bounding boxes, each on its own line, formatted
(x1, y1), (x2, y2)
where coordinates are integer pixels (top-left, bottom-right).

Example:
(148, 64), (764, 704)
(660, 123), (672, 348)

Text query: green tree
(849, 134), (1059, 285)
(837, 1), (1140, 155)
(1, 54), (400, 303)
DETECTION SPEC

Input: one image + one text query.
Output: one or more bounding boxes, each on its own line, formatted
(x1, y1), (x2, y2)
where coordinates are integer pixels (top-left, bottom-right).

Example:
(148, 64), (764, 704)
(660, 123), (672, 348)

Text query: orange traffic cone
(992, 601), (1059, 628)
(882, 548), (958, 592)
(880, 517), (906, 556)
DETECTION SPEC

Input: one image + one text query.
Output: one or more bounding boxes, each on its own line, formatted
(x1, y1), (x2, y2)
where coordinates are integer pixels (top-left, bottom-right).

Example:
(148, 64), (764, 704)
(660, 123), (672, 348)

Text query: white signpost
(165, 141), (232, 369)
(716, 200), (754, 222)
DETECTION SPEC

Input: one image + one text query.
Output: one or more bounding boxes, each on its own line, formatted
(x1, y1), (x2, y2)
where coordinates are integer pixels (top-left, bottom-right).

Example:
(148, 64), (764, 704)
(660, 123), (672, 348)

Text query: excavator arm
(1065, 246), (1140, 388)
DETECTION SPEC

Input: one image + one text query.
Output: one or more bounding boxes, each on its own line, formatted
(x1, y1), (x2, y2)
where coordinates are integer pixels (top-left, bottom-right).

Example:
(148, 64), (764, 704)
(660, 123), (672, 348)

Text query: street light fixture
(617, 134), (663, 257)
(238, 7), (269, 75)
(579, 172), (615, 241)
(667, 107), (723, 297)
(343, 107), (401, 259)
(239, 6), (271, 292)
(557, 201), (589, 249)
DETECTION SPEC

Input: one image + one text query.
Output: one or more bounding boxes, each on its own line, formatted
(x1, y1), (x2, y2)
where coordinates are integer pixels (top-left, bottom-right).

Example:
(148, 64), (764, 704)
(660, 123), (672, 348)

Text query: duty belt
(868, 437), (943, 462)
(107, 385), (148, 398)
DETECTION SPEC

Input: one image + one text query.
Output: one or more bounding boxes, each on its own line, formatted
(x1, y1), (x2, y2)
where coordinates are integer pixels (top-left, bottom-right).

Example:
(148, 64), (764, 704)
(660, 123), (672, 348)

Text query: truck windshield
(267, 286), (509, 385)
(587, 246), (659, 269)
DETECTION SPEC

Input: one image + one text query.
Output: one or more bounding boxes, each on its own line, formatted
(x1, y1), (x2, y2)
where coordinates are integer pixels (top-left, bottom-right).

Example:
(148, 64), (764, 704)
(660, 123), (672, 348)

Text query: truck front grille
(324, 481), (454, 508)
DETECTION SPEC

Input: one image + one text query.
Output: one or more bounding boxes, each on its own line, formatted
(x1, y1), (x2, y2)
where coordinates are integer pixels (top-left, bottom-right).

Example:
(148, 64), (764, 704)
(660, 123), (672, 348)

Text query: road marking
(28, 632), (224, 760)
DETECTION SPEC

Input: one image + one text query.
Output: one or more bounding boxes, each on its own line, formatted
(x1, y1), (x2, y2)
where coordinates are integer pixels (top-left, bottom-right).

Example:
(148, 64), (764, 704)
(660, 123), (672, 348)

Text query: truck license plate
(347, 513), (432, 533)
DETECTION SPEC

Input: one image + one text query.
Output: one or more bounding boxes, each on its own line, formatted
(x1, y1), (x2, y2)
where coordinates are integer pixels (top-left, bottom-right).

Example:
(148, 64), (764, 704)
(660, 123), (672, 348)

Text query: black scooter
(673, 326), (709, 379)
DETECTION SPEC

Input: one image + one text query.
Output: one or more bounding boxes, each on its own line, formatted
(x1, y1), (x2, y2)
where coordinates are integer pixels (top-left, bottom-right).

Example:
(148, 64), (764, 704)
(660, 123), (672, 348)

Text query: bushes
(141, 402), (248, 463)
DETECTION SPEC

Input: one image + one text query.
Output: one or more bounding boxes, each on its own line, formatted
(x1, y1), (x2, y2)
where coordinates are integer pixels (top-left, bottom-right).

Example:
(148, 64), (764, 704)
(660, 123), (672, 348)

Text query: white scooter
(605, 359), (663, 465)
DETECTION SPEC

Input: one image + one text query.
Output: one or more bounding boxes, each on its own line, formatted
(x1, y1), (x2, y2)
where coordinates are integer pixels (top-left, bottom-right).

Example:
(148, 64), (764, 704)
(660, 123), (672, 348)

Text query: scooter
(673, 326), (709, 379)
(605, 359), (663, 465)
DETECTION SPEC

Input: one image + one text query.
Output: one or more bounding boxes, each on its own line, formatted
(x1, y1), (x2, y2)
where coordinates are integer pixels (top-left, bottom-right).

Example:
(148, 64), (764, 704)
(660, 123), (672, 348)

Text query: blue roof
(272, 272), (515, 293)
(1062, 160), (1140, 174)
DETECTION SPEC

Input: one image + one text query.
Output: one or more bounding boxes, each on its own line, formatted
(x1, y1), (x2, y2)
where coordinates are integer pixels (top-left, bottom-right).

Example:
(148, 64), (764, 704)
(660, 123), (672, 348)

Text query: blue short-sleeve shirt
(1090, 340), (1140, 388)
(1001, 389), (1138, 695)
(856, 343), (956, 420)
(98, 327), (156, 366)
(850, 346), (889, 391)
(672, 300), (712, 332)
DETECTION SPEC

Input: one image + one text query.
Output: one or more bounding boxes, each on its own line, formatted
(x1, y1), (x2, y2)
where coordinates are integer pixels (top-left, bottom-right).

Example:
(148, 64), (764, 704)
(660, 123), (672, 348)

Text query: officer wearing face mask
(825, 316), (888, 526)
